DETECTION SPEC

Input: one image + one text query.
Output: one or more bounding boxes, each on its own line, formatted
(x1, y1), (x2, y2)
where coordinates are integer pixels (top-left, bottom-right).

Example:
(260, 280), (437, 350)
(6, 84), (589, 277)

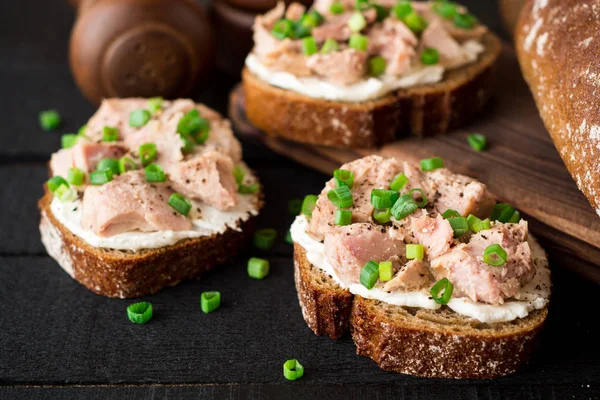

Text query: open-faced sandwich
(39, 98), (262, 298)
(243, 1), (501, 148)
(291, 155), (550, 378)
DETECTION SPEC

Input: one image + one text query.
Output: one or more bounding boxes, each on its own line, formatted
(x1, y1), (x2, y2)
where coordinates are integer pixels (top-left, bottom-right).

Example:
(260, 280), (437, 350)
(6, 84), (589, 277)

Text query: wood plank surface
(229, 43), (600, 284)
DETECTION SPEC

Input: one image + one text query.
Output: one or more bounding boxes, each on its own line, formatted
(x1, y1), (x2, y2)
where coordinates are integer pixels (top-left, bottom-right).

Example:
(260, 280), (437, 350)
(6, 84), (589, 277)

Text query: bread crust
(243, 32), (502, 148)
(293, 242), (547, 379)
(39, 188), (262, 298)
(516, 0), (600, 215)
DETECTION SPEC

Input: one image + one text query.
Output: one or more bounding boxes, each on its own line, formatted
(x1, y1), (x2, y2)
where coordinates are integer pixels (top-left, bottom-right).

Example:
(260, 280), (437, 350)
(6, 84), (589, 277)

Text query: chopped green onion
(406, 243), (425, 260)
(320, 38), (340, 54)
(483, 244), (507, 266)
(403, 11), (428, 33)
(67, 167), (85, 186)
(441, 209), (461, 219)
(309, 10), (324, 25)
(468, 215), (491, 233)
(177, 109), (210, 144)
(148, 96), (163, 114)
(508, 210), (521, 223)
(327, 186), (354, 208)
(301, 194), (318, 216)
(272, 19), (295, 40)
(78, 124), (87, 136)
(379, 261), (393, 282)
(61, 134), (78, 149)
(467, 133), (487, 151)
(238, 183), (260, 194)
(139, 143), (157, 166)
(90, 169), (113, 186)
(144, 163), (166, 182)
(233, 165), (245, 185)
(248, 257), (270, 279)
(179, 132), (195, 154)
(129, 109), (151, 127)
(373, 208), (391, 224)
(390, 172), (409, 191)
(348, 33), (369, 51)
(289, 199), (303, 215)
(391, 193), (418, 220)
(430, 278), (453, 305)
(330, 2), (345, 14)
(102, 126), (119, 142)
(409, 188), (427, 208)
(39, 110), (61, 131)
(55, 184), (78, 202)
(371, 189), (399, 209)
(96, 158), (120, 175)
(335, 209), (352, 226)
(372, 4), (389, 22)
(393, 1), (412, 19)
(168, 193), (192, 216)
(421, 48), (440, 65)
(360, 260), (379, 290)
(285, 230), (293, 244)
(490, 203), (519, 223)
(294, 14), (316, 38)
(201, 291), (221, 313)
(355, 0), (369, 10)
(301, 36), (318, 55)
(333, 169), (354, 189)
(47, 176), (68, 192)
(433, 1), (458, 19)
(368, 56), (387, 76)
(420, 157), (444, 171)
(454, 12), (477, 29)
(127, 302), (153, 324)
(118, 157), (137, 174)
(348, 11), (367, 32)
(254, 228), (277, 250)
(283, 359), (304, 381)
(447, 216), (469, 237)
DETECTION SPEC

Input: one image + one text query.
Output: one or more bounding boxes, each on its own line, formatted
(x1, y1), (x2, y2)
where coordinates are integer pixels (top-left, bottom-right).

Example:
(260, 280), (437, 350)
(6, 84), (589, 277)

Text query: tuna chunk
(382, 259), (431, 291)
(430, 221), (535, 304)
(420, 20), (469, 68)
(411, 214), (454, 260)
(311, 9), (376, 42)
(50, 141), (128, 178)
(368, 19), (417, 76)
(285, 2), (305, 20)
(81, 171), (191, 237)
(324, 223), (405, 282)
(306, 49), (367, 85)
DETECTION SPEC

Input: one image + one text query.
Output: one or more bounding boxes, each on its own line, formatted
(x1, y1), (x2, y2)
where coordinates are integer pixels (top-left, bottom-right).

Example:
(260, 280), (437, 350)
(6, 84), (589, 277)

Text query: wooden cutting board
(229, 44), (600, 284)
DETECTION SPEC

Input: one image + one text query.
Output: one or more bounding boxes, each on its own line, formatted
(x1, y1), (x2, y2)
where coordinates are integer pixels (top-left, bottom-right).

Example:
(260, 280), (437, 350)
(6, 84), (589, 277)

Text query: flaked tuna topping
(303, 155), (539, 306)
(251, 0), (487, 85)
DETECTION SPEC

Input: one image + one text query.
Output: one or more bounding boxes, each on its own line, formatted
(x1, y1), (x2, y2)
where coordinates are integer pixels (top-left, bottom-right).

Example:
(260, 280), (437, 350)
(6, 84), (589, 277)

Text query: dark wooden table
(0, 1), (598, 399)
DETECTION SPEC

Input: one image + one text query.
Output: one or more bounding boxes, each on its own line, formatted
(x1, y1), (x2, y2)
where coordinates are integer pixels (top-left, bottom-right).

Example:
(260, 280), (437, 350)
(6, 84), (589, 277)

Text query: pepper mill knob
(69, 0), (215, 104)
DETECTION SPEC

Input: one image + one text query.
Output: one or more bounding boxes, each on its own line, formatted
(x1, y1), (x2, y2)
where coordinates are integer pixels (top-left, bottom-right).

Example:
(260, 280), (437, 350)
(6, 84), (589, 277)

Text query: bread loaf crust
(516, 0), (600, 216)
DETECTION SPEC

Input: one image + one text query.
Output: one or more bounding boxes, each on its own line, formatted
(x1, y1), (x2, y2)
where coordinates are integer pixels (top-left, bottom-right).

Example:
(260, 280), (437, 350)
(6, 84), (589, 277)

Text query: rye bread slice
(243, 32), (502, 148)
(39, 188), (262, 298)
(293, 243), (547, 379)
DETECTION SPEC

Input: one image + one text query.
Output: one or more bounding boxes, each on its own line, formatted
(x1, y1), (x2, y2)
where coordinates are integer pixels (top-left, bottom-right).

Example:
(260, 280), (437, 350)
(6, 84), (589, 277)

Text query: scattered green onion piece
(285, 230), (293, 244)
(368, 56), (387, 76)
(289, 199), (303, 215)
(168, 193), (192, 216)
(39, 110), (61, 131)
(330, 2), (345, 14)
(508, 210), (521, 223)
(102, 126), (119, 142)
(355, 0), (369, 10)
(129, 109), (152, 127)
(294, 19), (312, 38)
(430, 278), (453, 305)
(272, 19), (295, 40)
(239, 183), (260, 194)
(67, 167), (85, 186)
(47, 176), (68, 193)
(389, 172), (409, 191)
(468, 215), (491, 233)
(373, 208), (392, 224)
(335, 209), (352, 226)
(90, 169), (113, 186)
(309, 10), (324, 25)
(283, 359), (304, 381)
(409, 188), (427, 208)
(406, 244), (425, 260)
(233, 165), (245, 185)
(148, 96), (163, 114)
(77, 124), (87, 136)
(447, 216), (469, 237)
(403, 11), (428, 33)
(177, 109), (211, 144)
(348, 33), (368, 51)
(139, 143), (157, 166)
(254, 228), (277, 250)
(179, 132), (195, 154)
(301, 194), (318, 217)
(348, 11), (367, 32)
(333, 169), (354, 188)
(433, 1), (458, 19)
(420, 157), (444, 171)
(248, 257), (270, 279)
(391, 194), (418, 220)
(372, 4), (389, 22)
(191, 118), (210, 144)
(454, 12), (477, 29)
(201, 291), (221, 313)
(55, 184), (78, 202)
(421, 48), (440, 65)
(327, 186), (354, 208)
(467, 133), (487, 151)
(490, 203), (519, 223)
(118, 157), (137, 174)
(442, 209), (461, 219)
(379, 261), (393, 282)
(127, 302), (153, 324)
(301, 36), (318, 55)
(360, 260), (379, 290)
(61, 134), (79, 149)
(96, 158), (120, 175)
(371, 189), (399, 209)
(393, 1), (413, 19)
(320, 38), (340, 54)
(483, 244), (508, 266)
(144, 163), (166, 182)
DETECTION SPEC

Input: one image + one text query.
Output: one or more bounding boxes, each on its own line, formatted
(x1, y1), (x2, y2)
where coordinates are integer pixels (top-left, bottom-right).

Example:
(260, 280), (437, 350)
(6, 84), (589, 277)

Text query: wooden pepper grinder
(69, 0), (215, 104)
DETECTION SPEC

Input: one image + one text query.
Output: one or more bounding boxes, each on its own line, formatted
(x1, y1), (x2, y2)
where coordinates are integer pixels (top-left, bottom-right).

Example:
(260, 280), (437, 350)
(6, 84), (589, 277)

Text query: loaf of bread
(516, 0), (600, 216)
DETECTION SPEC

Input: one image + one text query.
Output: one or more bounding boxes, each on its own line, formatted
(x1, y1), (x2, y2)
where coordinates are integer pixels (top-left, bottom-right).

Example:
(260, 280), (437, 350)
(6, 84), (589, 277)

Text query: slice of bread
(243, 32), (502, 148)
(294, 243), (547, 379)
(39, 188), (262, 298)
